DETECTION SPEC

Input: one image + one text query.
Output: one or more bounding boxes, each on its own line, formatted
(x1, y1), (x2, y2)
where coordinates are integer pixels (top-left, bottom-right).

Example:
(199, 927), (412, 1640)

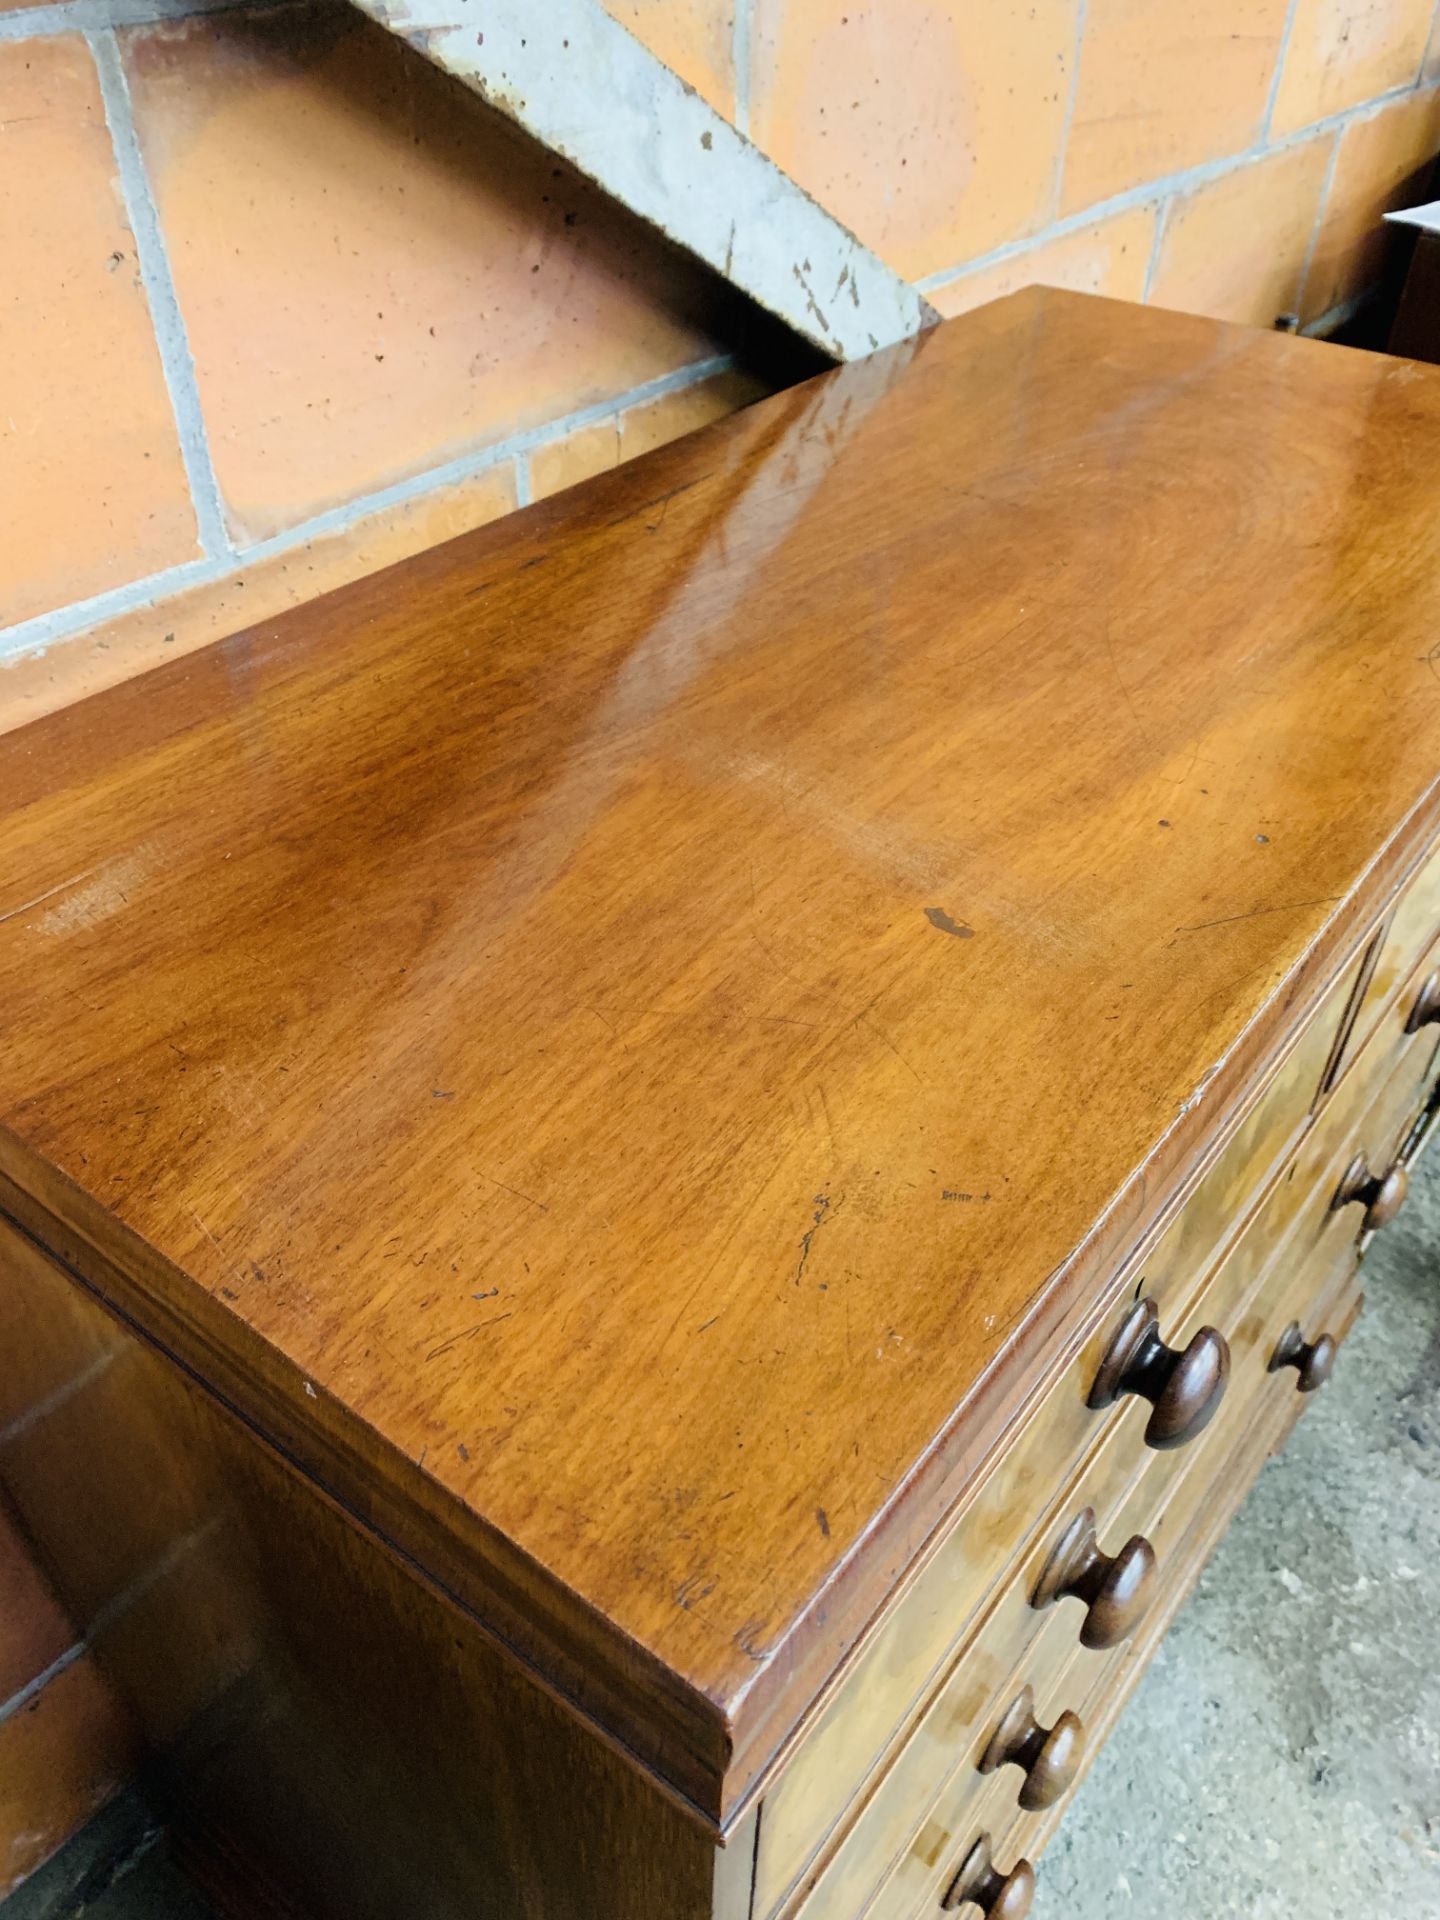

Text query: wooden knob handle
(1331, 1152), (1408, 1232)
(940, 1835), (1035, 1916)
(979, 1684), (1085, 1810)
(1032, 1507), (1157, 1649)
(1088, 1298), (1230, 1448)
(1268, 1320), (1337, 1393)
(1407, 970), (1440, 1033)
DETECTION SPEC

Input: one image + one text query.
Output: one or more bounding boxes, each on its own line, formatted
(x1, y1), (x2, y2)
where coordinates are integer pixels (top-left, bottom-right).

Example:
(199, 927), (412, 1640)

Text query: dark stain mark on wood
(427, 1314), (514, 1363)
(795, 1194), (831, 1285)
(675, 1575), (716, 1612)
(1171, 894), (1340, 938)
(925, 907), (974, 938)
(486, 1176), (548, 1213)
(816, 1507), (830, 1538)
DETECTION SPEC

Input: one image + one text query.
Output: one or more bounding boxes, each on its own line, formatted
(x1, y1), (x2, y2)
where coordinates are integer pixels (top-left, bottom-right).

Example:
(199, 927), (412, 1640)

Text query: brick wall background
(3, 0), (1440, 731)
(3, 0), (1440, 1892)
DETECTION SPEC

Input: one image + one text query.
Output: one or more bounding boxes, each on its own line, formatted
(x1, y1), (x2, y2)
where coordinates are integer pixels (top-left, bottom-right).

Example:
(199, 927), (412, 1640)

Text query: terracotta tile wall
(0, 1490), (136, 1897)
(2, 0), (1440, 1890)
(2, 0), (1439, 723)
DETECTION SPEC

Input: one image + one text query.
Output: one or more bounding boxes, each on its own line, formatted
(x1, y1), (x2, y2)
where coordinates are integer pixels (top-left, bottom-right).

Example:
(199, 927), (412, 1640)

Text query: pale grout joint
(87, 25), (232, 561)
(0, 353), (737, 667)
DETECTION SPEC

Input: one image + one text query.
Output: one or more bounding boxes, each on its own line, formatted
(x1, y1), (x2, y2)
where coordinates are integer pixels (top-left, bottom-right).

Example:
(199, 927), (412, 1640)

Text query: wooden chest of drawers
(4, 288), (1440, 1918)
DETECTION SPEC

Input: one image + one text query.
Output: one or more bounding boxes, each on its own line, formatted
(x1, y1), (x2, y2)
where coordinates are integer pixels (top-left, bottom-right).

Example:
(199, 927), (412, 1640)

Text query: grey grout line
(0, 1520), (219, 1730)
(0, 558), (217, 666)
(1293, 127), (1345, 323)
(0, 352), (736, 666)
(513, 453), (534, 510)
(0, 0), (296, 46)
(88, 27), (234, 562)
(0, 1350), (116, 1449)
(917, 74), (1440, 300)
(732, 0), (754, 138)
(1262, 0), (1305, 143)
(1049, 0), (1089, 223)
(1421, 0), (1440, 85)
(1141, 194), (1172, 302)
(232, 352), (736, 562)
(1301, 285), (1381, 336)
(0, 1641), (85, 1728)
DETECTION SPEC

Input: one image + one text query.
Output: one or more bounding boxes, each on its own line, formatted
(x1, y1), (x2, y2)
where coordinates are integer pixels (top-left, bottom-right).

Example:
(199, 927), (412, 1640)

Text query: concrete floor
(10, 1158), (1440, 1920)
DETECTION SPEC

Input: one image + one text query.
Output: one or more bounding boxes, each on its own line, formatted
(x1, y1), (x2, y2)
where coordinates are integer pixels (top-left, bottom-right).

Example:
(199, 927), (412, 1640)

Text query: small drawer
(1337, 841), (1440, 1077)
(752, 957), (1356, 1914)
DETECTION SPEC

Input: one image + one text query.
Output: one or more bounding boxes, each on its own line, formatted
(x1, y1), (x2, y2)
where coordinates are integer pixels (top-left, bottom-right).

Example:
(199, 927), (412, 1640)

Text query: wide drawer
(751, 952), (1361, 1913)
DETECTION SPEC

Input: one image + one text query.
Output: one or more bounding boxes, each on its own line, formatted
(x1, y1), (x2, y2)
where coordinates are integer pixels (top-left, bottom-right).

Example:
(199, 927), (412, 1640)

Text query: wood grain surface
(3, 289), (1440, 1820)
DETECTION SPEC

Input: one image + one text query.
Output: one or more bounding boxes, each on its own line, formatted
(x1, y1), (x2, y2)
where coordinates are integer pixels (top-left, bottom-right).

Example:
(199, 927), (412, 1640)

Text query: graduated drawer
(753, 950), (1364, 1916)
(1336, 838), (1440, 1081)
(784, 1105), (1377, 1920)
(861, 1247), (1366, 1920)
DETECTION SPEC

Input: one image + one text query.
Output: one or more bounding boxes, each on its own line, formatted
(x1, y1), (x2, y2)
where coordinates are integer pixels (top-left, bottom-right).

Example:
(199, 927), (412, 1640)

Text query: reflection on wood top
(3, 289), (1440, 1819)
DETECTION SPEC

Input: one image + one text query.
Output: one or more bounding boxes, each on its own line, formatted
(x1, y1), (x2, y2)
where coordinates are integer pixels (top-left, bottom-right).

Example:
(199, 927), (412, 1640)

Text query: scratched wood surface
(3, 289), (1440, 1821)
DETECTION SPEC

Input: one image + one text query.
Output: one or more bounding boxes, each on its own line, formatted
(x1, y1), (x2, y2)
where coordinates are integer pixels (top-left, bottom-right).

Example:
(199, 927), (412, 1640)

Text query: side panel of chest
(0, 1216), (747, 1920)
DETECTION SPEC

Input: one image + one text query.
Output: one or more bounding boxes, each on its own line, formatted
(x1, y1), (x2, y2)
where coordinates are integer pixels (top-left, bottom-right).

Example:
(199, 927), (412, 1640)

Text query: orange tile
(619, 365), (769, 455)
(1303, 86), (1440, 319)
(0, 37), (196, 627)
(0, 1508), (73, 1707)
(0, 462), (517, 736)
(929, 204), (1157, 319)
(750, 0), (1081, 280)
(120, 5), (731, 546)
(530, 419), (625, 503)
(1061, 0), (1292, 215)
(601, 1), (736, 118)
(1150, 136), (1337, 325)
(0, 1656), (136, 1896)
(1271, 0), (1436, 136)
(531, 365), (768, 501)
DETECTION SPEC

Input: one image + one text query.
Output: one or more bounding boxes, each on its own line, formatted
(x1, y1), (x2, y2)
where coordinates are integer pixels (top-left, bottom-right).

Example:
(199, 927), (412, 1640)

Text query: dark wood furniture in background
(3, 288), (1440, 1918)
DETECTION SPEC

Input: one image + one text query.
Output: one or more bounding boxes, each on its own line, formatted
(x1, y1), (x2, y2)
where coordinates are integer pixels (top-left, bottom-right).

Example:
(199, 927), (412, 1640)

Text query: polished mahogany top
(3, 290), (1440, 1819)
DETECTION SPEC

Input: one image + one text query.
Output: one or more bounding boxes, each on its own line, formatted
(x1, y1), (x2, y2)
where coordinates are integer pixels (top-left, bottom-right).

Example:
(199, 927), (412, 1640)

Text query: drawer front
(865, 1250), (1366, 1920)
(752, 958), (1358, 1914)
(781, 996), (1438, 1920)
(1341, 840), (1440, 1074)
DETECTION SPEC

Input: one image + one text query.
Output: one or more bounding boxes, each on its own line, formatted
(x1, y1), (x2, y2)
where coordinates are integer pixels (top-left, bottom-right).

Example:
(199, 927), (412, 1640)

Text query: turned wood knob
(1032, 1507), (1156, 1649)
(1331, 1152), (1407, 1232)
(979, 1684), (1085, 1810)
(1088, 1298), (1230, 1448)
(1407, 969), (1440, 1032)
(1268, 1320), (1337, 1393)
(940, 1834), (1035, 1916)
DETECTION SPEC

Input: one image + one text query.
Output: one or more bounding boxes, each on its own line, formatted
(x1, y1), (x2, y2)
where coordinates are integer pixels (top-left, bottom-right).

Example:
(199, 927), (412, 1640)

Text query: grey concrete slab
(9, 1156), (1440, 1919)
